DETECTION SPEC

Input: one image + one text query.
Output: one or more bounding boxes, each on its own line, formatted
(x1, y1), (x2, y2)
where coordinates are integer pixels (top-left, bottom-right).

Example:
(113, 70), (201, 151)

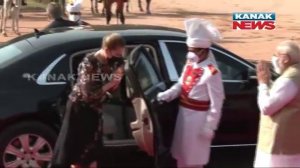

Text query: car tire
(0, 121), (57, 168)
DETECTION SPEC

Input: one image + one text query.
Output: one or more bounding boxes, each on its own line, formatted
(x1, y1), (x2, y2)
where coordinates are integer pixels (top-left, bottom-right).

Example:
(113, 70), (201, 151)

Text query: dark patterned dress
(51, 53), (124, 167)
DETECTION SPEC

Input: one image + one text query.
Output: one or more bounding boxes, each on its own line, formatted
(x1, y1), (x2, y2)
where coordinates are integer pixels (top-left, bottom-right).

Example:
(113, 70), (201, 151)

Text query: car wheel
(0, 121), (57, 168)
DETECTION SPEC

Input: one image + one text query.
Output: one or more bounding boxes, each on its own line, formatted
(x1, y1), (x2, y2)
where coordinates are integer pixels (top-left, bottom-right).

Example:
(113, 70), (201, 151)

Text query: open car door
(125, 45), (178, 167)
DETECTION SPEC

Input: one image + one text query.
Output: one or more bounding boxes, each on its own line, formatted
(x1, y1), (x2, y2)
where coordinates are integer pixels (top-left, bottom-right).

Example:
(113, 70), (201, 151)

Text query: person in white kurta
(157, 18), (225, 168)
(255, 40), (300, 167)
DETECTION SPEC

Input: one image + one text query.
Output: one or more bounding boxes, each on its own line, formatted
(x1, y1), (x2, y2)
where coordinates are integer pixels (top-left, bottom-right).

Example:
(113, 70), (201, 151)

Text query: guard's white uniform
(158, 54), (224, 166)
(158, 18), (225, 167)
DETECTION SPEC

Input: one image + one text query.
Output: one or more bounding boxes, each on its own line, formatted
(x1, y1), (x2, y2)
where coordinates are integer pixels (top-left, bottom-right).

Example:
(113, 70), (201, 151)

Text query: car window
(127, 45), (160, 71)
(165, 42), (187, 75)
(212, 50), (248, 80)
(164, 41), (248, 81)
(69, 45), (160, 99)
(134, 52), (160, 92)
(0, 41), (31, 69)
(70, 45), (157, 81)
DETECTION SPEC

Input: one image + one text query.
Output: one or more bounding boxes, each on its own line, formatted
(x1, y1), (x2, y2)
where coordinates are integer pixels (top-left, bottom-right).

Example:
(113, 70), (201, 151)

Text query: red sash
(181, 65), (204, 95)
(180, 65), (209, 111)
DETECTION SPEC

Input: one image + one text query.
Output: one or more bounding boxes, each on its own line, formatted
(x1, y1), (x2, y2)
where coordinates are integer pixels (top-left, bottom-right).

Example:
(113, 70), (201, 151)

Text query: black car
(0, 25), (260, 168)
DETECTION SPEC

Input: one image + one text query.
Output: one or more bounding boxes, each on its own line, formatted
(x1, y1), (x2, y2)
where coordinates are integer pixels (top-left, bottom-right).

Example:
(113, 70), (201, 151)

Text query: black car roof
(92, 24), (186, 33)
(12, 25), (186, 49)
(1, 24), (253, 68)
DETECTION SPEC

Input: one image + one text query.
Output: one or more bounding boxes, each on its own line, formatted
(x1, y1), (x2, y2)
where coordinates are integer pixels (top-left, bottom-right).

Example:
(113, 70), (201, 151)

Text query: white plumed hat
(184, 18), (222, 48)
(66, 0), (82, 13)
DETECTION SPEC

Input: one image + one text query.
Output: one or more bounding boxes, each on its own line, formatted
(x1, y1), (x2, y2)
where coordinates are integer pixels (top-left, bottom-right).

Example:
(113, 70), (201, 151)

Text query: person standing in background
(66, 0), (89, 25)
(45, 2), (79, 29)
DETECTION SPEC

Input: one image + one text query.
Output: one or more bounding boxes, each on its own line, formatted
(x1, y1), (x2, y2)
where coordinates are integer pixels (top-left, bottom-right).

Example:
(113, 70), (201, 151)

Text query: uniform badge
(182, 66), (204, 95)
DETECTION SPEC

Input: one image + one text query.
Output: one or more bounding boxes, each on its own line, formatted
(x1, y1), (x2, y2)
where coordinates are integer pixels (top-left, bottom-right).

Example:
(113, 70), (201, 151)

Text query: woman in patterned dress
(50, 33), (126, 168)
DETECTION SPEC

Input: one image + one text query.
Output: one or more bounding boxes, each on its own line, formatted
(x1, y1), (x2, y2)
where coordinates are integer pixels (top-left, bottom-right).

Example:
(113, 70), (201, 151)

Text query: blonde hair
(276, 40), (300, 62)
(102, 33), (126, 50)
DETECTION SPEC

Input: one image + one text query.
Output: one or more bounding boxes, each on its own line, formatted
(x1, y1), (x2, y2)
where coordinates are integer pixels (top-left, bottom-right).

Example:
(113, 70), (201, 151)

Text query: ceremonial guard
(66, 0), (89, 25)
(157, 18), (225, 168)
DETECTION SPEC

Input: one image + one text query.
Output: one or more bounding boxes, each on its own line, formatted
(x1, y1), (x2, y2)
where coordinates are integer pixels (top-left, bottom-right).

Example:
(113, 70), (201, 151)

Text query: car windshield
(0, 41), (31, 69)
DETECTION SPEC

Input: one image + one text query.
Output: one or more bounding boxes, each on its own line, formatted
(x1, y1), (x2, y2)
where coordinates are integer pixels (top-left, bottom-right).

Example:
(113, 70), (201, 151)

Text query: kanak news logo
(232, 12), (276, 30)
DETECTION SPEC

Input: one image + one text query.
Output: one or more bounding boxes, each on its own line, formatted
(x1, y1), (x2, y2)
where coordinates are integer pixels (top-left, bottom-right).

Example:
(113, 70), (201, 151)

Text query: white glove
(157, 92), (171, 102)
(200, 127), (215, 140)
